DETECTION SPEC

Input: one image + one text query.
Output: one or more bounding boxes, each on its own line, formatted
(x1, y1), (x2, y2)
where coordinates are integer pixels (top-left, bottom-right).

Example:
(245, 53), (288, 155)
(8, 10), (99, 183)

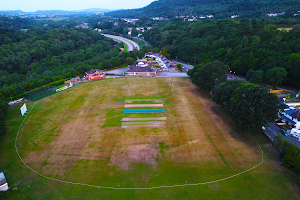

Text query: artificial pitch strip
(121, 97), (167, 128)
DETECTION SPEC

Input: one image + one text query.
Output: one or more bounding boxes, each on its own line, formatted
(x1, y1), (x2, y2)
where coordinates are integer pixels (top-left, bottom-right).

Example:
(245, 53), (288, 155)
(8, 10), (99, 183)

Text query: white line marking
(15, 103), (264, 190)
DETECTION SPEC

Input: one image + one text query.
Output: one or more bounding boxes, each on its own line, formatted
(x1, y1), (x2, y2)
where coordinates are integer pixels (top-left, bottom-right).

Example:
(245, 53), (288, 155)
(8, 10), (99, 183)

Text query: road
(265, 122), (300, 148)
(172, 60), (194, 72)
(227, 74), (296, 92)
(133, 37), (150, 46)
(101, 34), (140, 51)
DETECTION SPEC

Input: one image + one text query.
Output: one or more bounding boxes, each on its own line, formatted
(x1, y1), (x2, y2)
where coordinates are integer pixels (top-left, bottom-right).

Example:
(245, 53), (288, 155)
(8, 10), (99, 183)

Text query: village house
(281, 107), (300, 130)
(85, 69), (105, 81)
(126, 66), (158, 77)
(168, 65), (177, 72)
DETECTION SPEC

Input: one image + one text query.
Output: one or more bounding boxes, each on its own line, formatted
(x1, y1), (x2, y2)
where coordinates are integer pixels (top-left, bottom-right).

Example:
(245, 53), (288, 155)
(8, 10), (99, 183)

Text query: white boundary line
(15, 103), (264, 190)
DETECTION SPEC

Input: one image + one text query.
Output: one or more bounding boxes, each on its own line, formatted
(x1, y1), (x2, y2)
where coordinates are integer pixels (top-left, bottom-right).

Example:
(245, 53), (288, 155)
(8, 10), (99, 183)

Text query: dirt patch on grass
(20, 77), (262, 178)
(208, 182), (221, 191)
(108, 144), (161, 170)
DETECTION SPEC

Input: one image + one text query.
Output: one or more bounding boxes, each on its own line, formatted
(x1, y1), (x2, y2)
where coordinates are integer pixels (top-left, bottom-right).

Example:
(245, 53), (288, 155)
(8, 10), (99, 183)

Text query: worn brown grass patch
(18, 77), (261, 177)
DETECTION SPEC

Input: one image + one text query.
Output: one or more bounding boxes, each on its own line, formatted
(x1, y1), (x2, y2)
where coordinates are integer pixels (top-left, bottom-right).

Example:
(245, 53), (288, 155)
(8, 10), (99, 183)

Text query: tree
(288, 60), (300, 89)
(189, 60), (229, 91)
(162, 47), (167, 57)
(248, 70), (264, 84)
(282, 146), (300, 172)
(229, 83), (280, 133)
(0, 98), (8, 135)
(212, 79), (246, 110)
(266, 67), (287, 88)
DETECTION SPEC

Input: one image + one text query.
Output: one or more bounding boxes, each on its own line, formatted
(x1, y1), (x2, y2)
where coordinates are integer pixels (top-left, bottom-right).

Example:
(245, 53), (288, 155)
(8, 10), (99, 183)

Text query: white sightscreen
(0, 172), (8, 191)
(20, 103), (27, 116)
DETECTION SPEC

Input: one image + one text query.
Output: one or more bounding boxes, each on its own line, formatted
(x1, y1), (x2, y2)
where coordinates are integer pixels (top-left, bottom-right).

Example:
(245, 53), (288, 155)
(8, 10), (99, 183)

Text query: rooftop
(85, 69), (103, 74)
(291, 109), (300, 121)
(127, 66), (157, 73)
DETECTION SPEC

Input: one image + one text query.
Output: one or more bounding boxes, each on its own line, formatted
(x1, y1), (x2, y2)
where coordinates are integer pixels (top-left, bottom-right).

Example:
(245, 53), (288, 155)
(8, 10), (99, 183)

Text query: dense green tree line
(188, 60), (281, 133)
(213, 80), (280, 133)
(187, 60), (229, 91)
(144, 19), (300, 88)
(274, 134), (300, 175)
(0, 98), (8, 136)
(107, 0), (300, 19)
(0, 27), (139, 100)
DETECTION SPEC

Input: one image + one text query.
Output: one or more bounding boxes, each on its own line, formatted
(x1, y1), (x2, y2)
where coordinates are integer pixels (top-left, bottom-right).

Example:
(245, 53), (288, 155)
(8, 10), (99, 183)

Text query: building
(126, 66), (158, 77)
(282, 108), (300, 129)
(64, 76), (80, 84)
(168, 65), (177, 72)
(85, 69), (105, 81)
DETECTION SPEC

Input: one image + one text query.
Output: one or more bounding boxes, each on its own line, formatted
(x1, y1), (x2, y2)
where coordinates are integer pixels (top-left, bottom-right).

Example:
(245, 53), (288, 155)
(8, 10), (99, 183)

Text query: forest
(0, 17), (142, 136)
(106, 0), (300, 19)
(144, 18), (300, 89)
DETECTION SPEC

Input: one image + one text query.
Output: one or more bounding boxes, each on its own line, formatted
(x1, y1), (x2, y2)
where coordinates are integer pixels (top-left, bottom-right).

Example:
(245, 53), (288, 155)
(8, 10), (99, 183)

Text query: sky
(0, 0), (155, 12)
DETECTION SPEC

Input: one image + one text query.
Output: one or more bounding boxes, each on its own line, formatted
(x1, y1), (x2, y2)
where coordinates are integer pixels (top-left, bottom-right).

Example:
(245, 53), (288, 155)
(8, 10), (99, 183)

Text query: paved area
(157, 72), (189, 77)
(105, 67), (128, 75)
(172, 60), (194, 72)
(133, 37), (150, 46)
(101, 34), (140, 51)
(105, 68), (189, 77)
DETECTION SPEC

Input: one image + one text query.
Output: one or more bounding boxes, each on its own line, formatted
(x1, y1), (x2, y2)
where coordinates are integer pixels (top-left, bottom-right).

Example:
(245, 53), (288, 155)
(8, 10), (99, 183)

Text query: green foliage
(162, 47), (167, 57)
(189, 60), (229, 91)
(144, 19), (300, 89)
(274, 134), (300, 174)
(230, 83), (279, 132)
(274, 133), (294, 154)
(213, 80), (280, 133)
(288, 60), (300, 88)
(0, 98), (8, 135)
(106, 0), (300, 19)
(212, 79), (246, 110)
(248, 70), (265, 84)
(266, 67), (287, 88)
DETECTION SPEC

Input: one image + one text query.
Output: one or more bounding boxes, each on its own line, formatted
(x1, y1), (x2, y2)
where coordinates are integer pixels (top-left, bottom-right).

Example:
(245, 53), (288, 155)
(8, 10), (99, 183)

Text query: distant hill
(82, 8), (113, 12)
(106, 0), (300, 18)
(0, 8), (113, 16)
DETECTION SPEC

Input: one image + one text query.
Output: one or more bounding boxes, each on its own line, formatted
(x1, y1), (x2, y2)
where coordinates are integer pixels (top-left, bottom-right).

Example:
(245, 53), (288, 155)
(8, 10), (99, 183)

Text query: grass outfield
(1, 77), (300, 199)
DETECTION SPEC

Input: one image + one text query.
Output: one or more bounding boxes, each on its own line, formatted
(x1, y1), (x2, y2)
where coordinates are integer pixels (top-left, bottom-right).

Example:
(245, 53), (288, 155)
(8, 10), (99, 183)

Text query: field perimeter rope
(15, 104), (264, 190)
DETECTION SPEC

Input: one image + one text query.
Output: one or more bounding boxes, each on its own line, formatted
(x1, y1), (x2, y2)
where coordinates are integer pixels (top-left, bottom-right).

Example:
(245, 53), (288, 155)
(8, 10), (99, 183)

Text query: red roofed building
(85, 69), (105, 81)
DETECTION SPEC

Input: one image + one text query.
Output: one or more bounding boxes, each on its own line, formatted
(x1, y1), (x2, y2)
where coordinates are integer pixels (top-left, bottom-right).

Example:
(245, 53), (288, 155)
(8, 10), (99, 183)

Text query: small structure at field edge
(64, 76), (81, 84)
(0, 172), (8, 191)
(85, 69), (105, 81)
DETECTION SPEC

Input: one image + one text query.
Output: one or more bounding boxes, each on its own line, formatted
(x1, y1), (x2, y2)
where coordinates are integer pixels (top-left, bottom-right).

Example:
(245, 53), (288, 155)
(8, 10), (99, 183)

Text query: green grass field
(0, 77), (299, 199)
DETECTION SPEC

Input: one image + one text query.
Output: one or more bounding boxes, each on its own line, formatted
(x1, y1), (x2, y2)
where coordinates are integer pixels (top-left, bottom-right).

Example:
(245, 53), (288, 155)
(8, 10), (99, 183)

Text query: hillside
(106, 0), (300, 18)
(143, 19), (300, 88)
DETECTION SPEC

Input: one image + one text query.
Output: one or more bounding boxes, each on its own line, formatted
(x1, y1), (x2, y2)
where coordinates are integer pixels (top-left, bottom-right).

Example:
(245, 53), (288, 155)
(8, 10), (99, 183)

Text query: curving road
(101, 34), (140, 51)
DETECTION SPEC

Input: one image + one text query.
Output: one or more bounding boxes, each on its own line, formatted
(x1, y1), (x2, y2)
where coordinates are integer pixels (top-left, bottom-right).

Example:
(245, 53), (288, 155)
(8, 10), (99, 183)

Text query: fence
(24, 83), (78, 101)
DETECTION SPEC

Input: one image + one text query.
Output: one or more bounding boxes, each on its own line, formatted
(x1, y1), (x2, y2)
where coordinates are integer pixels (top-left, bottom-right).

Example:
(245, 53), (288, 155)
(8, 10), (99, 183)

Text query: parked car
(280, 129), (289, 136)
